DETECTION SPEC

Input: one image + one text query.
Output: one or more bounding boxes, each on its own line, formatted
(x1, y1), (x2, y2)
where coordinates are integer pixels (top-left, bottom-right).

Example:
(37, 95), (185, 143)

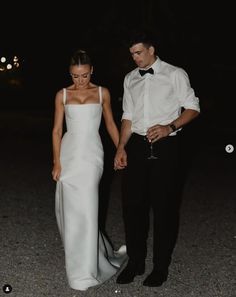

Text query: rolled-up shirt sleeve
(121, 75), (133, 121)
(174, 68), (200, 112)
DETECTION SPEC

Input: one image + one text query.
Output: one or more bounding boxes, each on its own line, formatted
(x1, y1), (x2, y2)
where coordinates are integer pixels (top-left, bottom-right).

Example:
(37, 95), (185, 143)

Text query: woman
(52, 49), (126, 291)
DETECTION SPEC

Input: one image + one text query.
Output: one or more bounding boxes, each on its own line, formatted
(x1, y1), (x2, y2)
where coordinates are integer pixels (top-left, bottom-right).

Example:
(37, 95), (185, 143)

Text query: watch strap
(169, 123), (177, 132)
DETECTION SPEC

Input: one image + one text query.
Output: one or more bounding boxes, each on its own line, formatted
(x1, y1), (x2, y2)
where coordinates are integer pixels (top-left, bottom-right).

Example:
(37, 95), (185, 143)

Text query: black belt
(132, 133), (149, 141)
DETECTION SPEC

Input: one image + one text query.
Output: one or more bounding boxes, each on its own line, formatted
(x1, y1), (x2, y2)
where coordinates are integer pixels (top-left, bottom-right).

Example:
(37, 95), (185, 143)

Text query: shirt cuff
(121, 112), (132, 121)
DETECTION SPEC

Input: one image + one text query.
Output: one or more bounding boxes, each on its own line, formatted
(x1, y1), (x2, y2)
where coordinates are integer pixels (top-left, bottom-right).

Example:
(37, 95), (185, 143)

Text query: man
(114, 30), (200, 287)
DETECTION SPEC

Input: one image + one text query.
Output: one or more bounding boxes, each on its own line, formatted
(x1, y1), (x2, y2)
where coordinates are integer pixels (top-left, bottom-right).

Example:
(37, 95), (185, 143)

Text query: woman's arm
(52, 90), (64, 181)
(102, 87), (120, 148)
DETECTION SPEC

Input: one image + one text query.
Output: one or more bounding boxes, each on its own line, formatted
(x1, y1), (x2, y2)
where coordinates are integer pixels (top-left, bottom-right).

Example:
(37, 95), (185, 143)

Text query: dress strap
(98, 86), (103, 104)
(63, 88), (67, 105)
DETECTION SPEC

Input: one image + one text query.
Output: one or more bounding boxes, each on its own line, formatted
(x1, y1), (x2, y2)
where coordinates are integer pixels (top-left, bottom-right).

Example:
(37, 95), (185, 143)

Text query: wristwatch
(169, 123), (177, 132)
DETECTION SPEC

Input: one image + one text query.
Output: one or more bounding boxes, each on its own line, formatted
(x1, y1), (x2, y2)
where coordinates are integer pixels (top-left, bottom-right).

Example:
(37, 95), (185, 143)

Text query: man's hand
(114, 147), (127, 170)
(147, 124), (172, 143)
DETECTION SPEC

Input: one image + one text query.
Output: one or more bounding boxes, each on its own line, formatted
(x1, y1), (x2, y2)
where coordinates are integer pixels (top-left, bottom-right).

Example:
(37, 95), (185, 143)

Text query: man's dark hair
(127, 27), (158, 49)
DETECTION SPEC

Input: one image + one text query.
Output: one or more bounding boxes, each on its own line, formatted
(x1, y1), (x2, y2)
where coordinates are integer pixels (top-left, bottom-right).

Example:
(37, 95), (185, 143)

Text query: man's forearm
(171, 109), (200, 130)
(117, 119), (132, 150)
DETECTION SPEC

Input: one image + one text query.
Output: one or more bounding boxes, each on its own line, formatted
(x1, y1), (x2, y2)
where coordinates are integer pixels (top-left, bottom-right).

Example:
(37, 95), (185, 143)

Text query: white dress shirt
(121, 57), (200, 135)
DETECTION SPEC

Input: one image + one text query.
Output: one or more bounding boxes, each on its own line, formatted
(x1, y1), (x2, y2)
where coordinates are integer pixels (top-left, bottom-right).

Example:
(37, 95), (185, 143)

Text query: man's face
(129, 43), (155, 69)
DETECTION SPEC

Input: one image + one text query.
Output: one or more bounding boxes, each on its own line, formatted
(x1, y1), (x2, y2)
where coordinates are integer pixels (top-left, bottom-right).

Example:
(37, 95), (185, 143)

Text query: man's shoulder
(160, 59), (186, 76)
(125, 67), (138, 79)
(160, 59), (180, 71)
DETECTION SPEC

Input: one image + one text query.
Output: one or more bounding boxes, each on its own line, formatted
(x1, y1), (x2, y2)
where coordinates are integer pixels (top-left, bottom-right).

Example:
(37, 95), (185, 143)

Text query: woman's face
(69, 64), (93, 88)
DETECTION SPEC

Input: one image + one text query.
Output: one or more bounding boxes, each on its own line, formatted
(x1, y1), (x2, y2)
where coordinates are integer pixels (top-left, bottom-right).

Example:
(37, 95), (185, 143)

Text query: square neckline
(63, 86), (103, 106)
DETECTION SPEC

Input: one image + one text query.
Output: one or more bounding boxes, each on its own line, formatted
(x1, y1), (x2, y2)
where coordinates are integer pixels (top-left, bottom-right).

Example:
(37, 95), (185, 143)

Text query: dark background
(1, 0), (235, 145)
(1, 3), (235, 295)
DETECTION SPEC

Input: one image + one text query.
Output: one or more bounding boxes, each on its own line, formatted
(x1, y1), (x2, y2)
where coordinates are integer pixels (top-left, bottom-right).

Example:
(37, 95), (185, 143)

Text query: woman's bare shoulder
(100, 85), (110, 96)
(56, 84), (73, 96)
(55, 88), (66, 104)
(55, 88), (63, 98)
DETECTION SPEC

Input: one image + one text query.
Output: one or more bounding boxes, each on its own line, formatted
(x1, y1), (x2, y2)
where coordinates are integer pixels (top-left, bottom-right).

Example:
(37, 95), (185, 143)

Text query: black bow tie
(139, 67), (154, 76)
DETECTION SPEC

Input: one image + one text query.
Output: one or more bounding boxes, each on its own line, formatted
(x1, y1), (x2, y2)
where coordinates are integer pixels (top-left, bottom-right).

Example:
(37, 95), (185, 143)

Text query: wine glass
(148, 140), (157, 159)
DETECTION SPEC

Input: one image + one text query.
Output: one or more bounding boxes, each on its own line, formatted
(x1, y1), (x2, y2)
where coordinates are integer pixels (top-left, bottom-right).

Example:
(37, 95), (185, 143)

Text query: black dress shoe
(116, 262), (145, 284)
(143, 269), (168, 287)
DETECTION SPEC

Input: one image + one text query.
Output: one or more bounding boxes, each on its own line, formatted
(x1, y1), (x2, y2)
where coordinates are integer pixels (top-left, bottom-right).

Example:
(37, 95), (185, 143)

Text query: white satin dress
(55, 86), (127, 291)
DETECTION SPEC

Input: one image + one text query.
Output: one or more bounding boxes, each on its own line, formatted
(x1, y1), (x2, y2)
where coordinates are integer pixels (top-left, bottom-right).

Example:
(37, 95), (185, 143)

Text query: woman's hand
(114, 148), (127, 170)
(52, 163), (61, 181)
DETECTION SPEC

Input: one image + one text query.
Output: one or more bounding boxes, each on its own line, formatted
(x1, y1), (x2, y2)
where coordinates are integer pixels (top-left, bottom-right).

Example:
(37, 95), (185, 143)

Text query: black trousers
(121, 133), (184, 271)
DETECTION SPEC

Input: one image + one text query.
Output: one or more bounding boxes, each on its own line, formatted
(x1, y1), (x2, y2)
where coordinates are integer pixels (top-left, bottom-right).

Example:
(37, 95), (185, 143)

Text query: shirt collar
(137, 56), (161, 76)
(150, 56), (161, 74)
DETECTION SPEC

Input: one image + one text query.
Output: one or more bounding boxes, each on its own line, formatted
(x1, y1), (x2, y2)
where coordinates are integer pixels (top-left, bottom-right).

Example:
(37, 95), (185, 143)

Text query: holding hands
(114, 147), (127, 170)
